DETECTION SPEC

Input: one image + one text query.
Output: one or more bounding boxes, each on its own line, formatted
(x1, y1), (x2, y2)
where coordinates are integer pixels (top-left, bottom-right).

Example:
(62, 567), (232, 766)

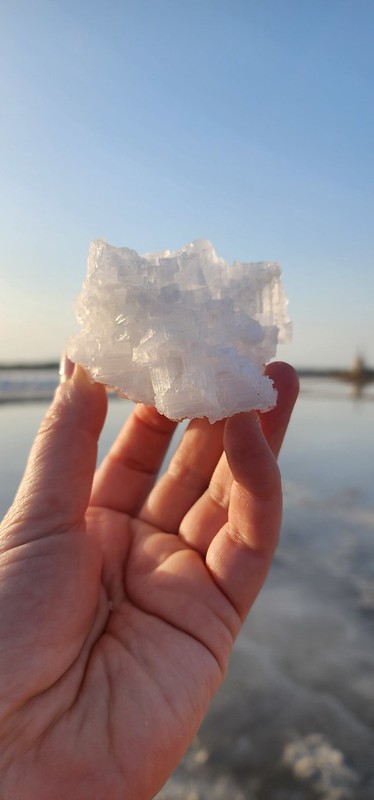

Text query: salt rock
(67, 239), (291, 422)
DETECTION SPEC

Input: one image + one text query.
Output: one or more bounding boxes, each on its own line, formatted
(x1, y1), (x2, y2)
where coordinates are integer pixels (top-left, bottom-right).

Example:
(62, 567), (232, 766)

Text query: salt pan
(67, 239), (291, 422)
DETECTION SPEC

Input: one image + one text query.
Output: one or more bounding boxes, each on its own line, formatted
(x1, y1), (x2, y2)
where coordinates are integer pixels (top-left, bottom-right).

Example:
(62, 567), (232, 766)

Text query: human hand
(0, 360), (298, 800)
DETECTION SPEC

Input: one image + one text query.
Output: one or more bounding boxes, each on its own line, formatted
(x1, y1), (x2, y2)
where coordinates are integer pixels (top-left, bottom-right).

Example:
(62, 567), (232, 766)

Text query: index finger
(90, 404), (177, 515)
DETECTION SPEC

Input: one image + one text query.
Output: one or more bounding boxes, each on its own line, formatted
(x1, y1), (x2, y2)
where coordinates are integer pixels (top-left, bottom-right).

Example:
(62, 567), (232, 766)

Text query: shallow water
(1, 378), (373, 798)
(157, 381), (374, 799)
(1, 376), (373, 514)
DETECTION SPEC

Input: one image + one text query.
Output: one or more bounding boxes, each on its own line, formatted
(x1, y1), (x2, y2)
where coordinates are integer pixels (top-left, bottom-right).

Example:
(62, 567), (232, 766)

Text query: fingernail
(73, 364), (95, 386)
(59, 352), (75, 383)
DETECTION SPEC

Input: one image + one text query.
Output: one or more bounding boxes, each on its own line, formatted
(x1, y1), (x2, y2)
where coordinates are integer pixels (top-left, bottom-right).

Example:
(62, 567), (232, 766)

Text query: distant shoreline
(0, 365), (373, 406)
(0, 362), (59, 371)
(1, 362), (373, 380)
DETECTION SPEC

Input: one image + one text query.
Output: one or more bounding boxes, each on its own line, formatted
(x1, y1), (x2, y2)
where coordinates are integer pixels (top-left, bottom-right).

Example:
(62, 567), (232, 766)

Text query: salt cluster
(67, 239), (291, 422)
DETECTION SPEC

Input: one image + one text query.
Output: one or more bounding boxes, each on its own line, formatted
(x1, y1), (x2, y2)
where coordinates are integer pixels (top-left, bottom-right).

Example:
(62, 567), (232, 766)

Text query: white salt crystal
(67, 239), (291, 422)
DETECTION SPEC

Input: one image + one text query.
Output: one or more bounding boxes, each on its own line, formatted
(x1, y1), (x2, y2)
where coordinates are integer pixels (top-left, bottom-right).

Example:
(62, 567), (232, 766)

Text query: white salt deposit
(67, 239), (291, 422)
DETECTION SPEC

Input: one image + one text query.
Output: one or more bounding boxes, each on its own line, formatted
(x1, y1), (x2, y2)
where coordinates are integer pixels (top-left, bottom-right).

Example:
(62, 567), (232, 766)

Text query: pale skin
(0, 360), (298, 800)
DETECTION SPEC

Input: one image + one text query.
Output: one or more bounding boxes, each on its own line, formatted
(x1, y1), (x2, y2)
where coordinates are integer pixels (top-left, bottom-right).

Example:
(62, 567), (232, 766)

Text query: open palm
(0, 362), (298, 800)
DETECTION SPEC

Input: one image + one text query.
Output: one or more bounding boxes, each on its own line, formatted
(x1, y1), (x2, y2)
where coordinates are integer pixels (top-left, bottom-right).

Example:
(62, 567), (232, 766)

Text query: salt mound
(67, 239), (291, 422)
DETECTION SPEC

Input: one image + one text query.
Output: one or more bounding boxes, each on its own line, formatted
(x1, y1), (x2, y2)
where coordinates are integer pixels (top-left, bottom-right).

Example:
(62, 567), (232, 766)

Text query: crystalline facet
(67, 239), (291, 422)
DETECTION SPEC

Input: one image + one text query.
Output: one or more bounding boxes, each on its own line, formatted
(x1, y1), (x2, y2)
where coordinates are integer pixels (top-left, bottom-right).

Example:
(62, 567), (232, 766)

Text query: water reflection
(299, 376), (374, 402)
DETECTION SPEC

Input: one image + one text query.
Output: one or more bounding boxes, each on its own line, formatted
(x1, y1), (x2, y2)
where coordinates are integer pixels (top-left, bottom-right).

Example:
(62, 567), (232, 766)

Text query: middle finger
(139, 417), (225, 532)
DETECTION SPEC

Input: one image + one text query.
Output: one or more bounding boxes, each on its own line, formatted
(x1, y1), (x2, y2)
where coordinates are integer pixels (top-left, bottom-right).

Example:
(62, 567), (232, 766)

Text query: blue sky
(1, 0), (373, 366)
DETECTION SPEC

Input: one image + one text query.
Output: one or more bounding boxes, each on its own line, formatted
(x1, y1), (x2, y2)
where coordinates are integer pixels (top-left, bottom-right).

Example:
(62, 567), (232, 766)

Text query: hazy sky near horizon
(1, 0), (373, 367)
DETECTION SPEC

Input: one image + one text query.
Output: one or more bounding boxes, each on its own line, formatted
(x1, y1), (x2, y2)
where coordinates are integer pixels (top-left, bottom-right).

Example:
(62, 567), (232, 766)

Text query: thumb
(3, 358), (107, 538)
